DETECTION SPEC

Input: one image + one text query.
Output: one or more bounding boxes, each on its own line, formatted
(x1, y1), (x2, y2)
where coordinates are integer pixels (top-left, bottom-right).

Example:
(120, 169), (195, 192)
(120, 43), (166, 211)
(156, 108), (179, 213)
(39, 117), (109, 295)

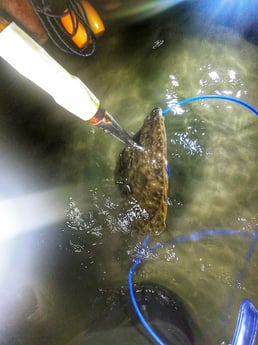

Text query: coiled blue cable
(162, 95), (258, 116)
(128, 229), (258, 345)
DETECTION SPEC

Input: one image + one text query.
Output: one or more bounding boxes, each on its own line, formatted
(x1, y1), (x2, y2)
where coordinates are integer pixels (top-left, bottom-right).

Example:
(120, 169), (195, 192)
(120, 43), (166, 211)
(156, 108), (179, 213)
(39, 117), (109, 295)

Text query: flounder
(115, 107), (168, 235)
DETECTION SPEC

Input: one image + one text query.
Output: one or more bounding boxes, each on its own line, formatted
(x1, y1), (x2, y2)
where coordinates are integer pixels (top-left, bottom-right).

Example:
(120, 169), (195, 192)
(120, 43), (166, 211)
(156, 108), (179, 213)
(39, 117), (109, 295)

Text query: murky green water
(0, 1), (257, 344)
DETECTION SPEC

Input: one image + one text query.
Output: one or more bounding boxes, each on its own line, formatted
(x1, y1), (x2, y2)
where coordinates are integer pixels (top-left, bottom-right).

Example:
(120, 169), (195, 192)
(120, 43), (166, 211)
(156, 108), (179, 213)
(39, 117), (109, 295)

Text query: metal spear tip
(93, 109), (144, 151)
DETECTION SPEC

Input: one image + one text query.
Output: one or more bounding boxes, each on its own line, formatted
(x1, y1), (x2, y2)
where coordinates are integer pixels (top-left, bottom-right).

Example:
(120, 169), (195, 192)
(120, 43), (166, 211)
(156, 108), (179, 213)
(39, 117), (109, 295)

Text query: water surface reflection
(0, 2), (257, 344)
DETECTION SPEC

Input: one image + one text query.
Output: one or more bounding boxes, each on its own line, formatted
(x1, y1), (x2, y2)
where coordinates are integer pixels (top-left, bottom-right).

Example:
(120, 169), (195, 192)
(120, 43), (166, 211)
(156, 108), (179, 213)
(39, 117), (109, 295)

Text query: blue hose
(162, 95), (258, 116)
(128, 236), (167, 345)
(128, 261), (167, 345)
(231, 299), (258, 345)
(128, 229), (258, 345)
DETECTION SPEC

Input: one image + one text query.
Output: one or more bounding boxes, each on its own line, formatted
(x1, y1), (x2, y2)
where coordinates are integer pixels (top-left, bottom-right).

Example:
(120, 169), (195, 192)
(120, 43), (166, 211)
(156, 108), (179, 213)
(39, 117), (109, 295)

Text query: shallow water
(0, 1), (257, 344)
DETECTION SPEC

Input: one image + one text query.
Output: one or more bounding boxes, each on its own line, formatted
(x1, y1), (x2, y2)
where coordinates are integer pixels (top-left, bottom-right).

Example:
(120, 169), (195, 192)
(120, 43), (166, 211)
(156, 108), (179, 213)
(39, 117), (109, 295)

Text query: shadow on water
(0, 223), (132, 344)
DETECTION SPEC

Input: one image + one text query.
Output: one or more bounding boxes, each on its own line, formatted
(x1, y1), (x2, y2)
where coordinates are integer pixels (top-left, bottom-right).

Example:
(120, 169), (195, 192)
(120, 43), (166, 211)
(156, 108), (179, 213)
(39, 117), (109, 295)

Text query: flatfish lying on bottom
(115, 107), (168, 235)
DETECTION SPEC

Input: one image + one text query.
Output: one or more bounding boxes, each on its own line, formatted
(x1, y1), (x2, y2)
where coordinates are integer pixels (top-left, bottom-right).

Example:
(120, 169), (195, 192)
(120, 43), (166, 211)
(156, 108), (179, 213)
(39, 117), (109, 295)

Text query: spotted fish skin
(115, 107), (168, 235)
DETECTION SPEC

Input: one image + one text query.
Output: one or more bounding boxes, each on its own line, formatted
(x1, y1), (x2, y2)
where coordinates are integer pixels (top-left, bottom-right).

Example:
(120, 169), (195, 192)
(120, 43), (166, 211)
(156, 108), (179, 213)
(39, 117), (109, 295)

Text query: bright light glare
(199, 0), (257, 27)
(0, 188), (67, 241)
(111, 0), (184, 21)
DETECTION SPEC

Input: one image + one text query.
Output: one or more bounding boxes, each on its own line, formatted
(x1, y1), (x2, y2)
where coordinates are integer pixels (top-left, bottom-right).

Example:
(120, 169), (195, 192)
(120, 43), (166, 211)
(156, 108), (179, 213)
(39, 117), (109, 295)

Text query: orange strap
(0, 17), (9, 32)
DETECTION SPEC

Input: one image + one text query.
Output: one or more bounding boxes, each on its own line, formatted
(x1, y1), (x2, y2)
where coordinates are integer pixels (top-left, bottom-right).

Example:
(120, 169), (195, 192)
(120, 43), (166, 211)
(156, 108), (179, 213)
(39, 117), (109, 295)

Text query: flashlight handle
(0, 21), (100, 120)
